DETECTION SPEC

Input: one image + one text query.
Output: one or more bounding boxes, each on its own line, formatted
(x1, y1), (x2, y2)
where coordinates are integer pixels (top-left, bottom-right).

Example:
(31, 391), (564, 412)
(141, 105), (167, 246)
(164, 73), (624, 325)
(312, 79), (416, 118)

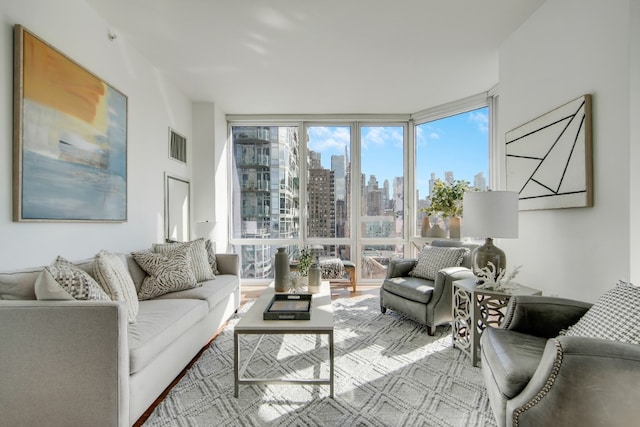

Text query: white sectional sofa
(0, 249), (240, 427)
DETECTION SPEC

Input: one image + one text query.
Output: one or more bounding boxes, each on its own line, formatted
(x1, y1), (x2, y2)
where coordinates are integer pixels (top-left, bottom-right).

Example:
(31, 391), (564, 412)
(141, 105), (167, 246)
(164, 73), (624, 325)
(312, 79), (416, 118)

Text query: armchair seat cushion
(383, 276), (434, 304)
(481, 328), (547, 399)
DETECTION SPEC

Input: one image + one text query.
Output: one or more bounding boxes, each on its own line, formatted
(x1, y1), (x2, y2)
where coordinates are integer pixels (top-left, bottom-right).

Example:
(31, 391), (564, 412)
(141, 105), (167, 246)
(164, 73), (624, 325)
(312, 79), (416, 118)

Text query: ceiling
(85, 0), (545, 115)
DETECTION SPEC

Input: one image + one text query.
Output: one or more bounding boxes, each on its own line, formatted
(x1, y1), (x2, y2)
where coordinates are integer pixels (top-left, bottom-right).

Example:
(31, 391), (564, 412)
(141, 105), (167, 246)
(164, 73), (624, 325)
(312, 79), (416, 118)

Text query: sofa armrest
(385, 258), (417, 279)
(502, 295), (592, 338)
(0, 301), (129, 427)
(216, 253), (239, 276)
(506, 336), (640, 427)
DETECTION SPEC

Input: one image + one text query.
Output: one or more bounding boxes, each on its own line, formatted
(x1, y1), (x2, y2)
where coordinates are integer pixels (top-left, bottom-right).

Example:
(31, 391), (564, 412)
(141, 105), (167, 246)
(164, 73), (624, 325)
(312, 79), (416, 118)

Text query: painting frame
(13, 25), (128, 222)
(505, 94), (593, 211)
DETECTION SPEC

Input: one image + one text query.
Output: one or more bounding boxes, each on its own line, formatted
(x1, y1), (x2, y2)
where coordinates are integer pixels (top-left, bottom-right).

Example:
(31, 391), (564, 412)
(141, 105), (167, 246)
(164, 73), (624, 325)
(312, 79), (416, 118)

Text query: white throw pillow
(37, 256), (110, 301)
(93, 250), (139, 323)
(409, 246), (467, 281)
(153, 239), (215, 282)
(562, 281), (640, 345)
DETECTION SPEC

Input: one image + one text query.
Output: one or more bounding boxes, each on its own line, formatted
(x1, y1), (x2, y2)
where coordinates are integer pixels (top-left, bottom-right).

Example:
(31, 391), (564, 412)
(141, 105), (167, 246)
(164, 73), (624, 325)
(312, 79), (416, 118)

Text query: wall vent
(169, 128), (187, 163)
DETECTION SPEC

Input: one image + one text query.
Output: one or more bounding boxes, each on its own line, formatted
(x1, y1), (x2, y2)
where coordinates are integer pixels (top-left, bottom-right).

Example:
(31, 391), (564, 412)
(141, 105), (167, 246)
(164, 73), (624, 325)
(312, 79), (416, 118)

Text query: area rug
(143, 295), (497, 426)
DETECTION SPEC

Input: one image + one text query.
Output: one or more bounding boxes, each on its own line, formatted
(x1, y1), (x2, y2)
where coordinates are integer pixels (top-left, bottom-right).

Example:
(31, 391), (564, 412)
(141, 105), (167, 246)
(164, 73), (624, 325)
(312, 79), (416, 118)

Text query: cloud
(415, 125), (441, 145)
(308, 126), (350, 151)
(468, 110), (488, 133)
(361, 126), (403, 149)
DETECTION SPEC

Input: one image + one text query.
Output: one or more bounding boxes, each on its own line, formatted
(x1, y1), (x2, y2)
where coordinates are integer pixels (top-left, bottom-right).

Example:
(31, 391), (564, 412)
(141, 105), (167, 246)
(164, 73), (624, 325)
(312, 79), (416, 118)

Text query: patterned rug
(143, 295), (497, 427)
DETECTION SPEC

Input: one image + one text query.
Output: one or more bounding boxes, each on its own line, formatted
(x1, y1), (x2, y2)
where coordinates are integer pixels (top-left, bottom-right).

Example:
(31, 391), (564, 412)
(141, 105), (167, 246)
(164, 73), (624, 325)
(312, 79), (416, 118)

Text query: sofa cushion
(481, 328), (548, 399)
(37, 257), (110, 301)
(133, 247), (199, 300)
(153, 239), (214, 282)
(562, 281), (640, 344)
(410, 246), (466, 280)
(128, 299), (209, 374)
(0, 267), (41, 300)
(93, 250), (139, 323)
(383, 276), (434, 304)
(204, 239), (220, 275)
(155, 274), (239, 310)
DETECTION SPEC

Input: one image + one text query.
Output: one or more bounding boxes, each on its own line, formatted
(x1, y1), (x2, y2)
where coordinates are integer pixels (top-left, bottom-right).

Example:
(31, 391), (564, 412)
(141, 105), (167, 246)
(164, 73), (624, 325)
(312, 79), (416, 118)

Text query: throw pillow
(37, 256), (110, 301)
(410, 246), (467, 281)
(34, 268), (75, 300)
(562, 281), (640, 345)
(133, 245), (199, 300)
(93, 250), (139, 323)
(153, 239), (215, 282)
(204, 239), (220, 275)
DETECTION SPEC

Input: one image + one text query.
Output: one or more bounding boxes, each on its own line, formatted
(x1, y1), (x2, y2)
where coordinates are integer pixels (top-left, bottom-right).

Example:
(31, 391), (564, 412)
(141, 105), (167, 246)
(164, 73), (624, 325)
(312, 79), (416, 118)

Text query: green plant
(421, 179), (470, 218)
(296, 247), (314, 276)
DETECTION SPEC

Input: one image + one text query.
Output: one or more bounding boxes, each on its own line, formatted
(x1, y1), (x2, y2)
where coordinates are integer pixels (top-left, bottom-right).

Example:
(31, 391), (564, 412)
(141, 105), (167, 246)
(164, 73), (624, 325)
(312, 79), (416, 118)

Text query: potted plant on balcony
(421, 179), (470, 238)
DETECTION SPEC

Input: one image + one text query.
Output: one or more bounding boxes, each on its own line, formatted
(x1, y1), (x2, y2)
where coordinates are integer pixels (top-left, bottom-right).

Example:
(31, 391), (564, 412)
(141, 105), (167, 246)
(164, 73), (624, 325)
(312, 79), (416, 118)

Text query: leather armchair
(481, 295), (640, 427)
(379, 239), (477, 335)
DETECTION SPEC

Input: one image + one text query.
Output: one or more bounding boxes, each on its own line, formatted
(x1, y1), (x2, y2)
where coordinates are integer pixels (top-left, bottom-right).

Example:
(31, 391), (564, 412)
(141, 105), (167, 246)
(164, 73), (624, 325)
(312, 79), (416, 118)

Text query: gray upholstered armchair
(481, 294), (640, 427)
(379, 239), (477, 335)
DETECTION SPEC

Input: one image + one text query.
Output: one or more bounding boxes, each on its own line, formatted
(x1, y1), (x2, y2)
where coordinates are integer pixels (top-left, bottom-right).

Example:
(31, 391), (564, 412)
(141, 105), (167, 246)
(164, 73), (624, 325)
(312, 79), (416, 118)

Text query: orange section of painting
(23, 32), (107, 129)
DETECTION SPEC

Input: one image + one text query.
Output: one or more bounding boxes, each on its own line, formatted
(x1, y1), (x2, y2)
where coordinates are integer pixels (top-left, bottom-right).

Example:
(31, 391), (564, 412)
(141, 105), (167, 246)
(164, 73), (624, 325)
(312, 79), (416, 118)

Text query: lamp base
(471, 238), (506, 281)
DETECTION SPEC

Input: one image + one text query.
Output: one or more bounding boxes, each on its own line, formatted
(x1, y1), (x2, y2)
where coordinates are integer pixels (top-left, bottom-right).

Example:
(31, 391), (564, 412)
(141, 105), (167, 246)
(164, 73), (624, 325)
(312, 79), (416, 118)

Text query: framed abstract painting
(505, 95), (593, 211)
(13, 25), (128, 222)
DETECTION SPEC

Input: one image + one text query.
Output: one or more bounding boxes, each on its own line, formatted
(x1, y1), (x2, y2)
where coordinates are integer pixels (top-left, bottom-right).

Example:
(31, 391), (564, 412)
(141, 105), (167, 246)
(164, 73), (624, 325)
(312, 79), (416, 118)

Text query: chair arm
(0, 300), (129, 426)
(216, 253), (240, 276)
(507, 336), (640, 427)
(430, 266), (476, 303)
(502, 295), (592, 338)
(385, 258), (417, 279)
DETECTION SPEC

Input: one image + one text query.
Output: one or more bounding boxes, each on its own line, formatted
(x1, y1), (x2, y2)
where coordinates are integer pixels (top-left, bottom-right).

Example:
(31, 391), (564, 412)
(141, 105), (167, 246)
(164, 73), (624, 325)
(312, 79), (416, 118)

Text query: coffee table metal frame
(233, 281), (334, 398)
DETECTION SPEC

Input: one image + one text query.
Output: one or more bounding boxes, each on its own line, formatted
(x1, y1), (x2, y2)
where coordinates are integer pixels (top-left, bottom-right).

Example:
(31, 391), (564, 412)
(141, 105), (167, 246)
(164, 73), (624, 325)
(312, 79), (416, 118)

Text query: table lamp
(462, 191), (519, 281)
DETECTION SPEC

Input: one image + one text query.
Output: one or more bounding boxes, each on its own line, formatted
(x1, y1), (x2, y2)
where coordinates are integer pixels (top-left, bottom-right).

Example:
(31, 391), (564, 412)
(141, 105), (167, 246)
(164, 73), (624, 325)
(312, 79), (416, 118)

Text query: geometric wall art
(13, 25), (128, 222)
(505, 94), (592, 211)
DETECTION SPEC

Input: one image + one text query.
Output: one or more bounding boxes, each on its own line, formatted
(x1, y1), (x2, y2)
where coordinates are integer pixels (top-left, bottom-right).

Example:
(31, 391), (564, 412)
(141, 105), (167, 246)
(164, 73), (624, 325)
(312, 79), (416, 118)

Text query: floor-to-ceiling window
(413, 106), (489, 239)
(359, 124), (406, 280)
(228, 95), (492, 282)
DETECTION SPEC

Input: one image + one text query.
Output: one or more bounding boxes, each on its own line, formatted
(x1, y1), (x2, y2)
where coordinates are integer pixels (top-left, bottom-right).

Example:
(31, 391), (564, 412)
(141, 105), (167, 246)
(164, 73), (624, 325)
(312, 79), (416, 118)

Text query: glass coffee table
(233, 281), (334, 398)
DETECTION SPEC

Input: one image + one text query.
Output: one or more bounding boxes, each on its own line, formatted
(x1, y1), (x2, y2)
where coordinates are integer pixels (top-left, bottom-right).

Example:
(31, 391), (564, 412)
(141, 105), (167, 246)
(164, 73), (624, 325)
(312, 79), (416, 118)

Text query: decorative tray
(263, 293), (312, 320)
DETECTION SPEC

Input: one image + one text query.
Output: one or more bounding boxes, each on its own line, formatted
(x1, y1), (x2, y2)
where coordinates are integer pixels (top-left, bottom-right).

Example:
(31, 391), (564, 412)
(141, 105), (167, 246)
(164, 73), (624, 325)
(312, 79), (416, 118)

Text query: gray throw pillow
(204, 239), (220, 275)
(93, 250), (139, 323)
(562, 281), (640, 345)
(153, 239), (215, 282)
(410, 246), (467, 281)
(133, 245), (199, 300)
(37, 256), (110, 301)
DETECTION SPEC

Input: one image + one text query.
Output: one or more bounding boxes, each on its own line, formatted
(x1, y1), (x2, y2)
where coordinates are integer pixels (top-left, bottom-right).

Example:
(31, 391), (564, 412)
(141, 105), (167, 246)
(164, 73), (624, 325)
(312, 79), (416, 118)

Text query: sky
(307, 107), (489, 199)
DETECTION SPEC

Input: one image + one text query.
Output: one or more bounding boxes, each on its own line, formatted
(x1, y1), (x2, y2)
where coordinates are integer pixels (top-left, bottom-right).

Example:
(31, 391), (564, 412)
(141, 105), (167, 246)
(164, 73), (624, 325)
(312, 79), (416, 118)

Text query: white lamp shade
(463, 191), (519, 238)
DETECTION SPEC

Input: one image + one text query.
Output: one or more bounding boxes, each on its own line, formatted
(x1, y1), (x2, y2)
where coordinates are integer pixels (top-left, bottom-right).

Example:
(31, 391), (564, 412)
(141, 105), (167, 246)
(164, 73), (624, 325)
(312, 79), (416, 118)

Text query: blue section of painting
(21, 85), (127, 221)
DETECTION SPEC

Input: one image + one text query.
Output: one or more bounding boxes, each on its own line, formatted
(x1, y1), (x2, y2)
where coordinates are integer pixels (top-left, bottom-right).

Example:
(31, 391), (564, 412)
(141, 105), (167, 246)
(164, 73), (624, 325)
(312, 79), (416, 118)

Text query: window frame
(227, 92), (496, 283)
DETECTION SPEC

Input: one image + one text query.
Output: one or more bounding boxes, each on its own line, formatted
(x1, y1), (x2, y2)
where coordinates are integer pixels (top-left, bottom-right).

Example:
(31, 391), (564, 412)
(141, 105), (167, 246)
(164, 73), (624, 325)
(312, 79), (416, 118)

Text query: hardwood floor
(134, 282), (381, 426)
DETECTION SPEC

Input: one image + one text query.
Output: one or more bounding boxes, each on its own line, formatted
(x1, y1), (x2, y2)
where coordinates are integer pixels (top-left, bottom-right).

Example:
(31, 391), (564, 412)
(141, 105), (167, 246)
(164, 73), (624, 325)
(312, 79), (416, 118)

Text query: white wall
(499, 0), (632, 301)
(192, 102), (230, 253)
(0, 0), (192, 270)
(630, 0), (640, 282)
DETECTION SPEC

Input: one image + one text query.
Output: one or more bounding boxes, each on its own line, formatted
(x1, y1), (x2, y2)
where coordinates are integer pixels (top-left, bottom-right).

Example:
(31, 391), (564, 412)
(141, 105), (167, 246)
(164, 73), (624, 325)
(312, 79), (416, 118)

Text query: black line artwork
(505, 95), (593, 211)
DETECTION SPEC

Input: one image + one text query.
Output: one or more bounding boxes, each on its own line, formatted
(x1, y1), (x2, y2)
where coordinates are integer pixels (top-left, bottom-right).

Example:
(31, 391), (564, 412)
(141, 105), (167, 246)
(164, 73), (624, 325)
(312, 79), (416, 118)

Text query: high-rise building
(232, 126), (300, 278)
(308, 168), (335, 238)
(474, 172), (487, 191)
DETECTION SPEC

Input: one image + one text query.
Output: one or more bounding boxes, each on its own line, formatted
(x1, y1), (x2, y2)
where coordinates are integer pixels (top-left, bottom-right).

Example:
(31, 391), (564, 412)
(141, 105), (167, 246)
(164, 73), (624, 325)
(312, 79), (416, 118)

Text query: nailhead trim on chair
(501, 297), (518, 329)
(512, 338), (564, 427)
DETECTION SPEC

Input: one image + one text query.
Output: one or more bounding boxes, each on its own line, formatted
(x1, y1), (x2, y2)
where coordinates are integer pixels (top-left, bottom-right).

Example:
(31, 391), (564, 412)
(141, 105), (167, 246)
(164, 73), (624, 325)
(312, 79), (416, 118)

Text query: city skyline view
(307, 107), (489, 199)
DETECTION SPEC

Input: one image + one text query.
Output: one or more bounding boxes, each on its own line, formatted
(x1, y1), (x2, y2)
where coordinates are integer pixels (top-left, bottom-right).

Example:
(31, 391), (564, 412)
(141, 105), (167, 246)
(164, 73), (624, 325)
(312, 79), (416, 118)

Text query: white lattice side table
(451, 278), (541, 367)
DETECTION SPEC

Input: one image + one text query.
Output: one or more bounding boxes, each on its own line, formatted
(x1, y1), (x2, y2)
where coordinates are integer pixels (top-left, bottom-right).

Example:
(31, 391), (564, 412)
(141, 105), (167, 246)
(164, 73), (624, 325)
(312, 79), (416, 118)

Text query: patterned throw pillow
(36, 256), (110, 301)
(562, 281), (640, 344)
(93, 250), (139, 323)
(133, 245), (199, 300)
(153, 239), (215, 282)
(204, 239), (220, 275)
(409, 246), (467, 281)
